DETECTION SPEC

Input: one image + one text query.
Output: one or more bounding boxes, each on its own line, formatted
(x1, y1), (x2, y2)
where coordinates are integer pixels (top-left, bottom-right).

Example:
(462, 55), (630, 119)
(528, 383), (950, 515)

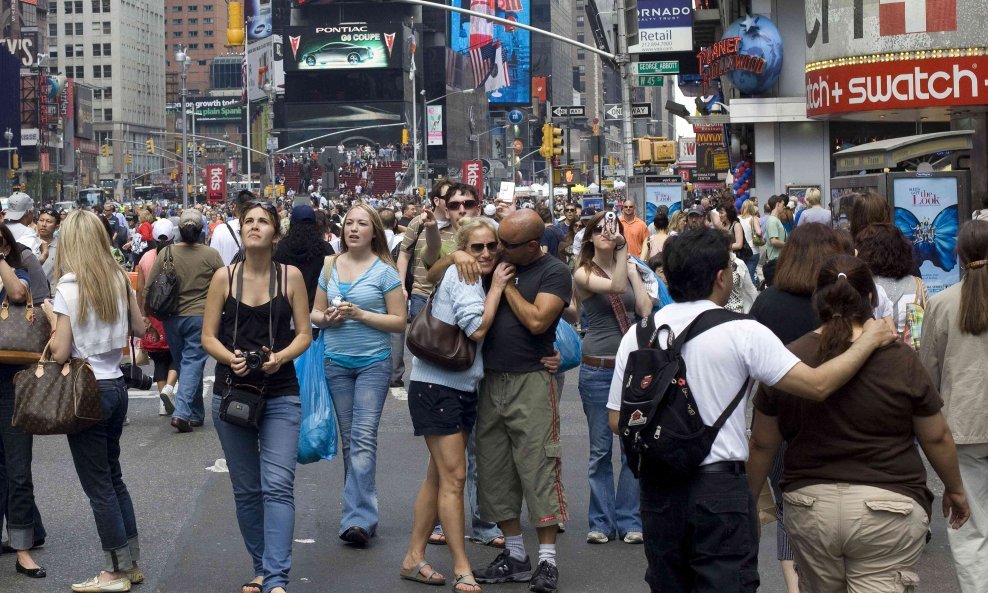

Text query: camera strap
(230, 261), (277, 393)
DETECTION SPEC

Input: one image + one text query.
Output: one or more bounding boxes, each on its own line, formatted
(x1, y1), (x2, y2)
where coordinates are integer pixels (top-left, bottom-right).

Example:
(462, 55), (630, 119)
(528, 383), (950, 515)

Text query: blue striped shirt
(409, 266), (486, 392)
(319, 258), (401, 368)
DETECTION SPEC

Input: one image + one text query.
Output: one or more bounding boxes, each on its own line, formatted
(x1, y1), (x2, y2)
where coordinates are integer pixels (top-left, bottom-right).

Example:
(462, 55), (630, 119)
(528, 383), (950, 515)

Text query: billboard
(427, 105), (443, 146)
(284, 24), (403, 71)
(629, 0), (693, 53)
(166, 97), (244, 123)
(892, 175), (961, 295)
(74, 84), (94, 140)
(450, 0), (531, 104)
(247, 35), (285, 100)
(206, 165), (227, 202)
(246, 0), (273, 41)
(463, 159), (483, 194)
(645, 182), (685, 222)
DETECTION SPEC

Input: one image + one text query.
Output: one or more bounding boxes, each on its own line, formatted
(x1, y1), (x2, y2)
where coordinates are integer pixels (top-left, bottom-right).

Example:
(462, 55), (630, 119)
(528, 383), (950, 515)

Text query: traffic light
(126, 153), (133, 165)
(549, 126), (563, 159)
(539, 123), (552, 158)
(146, 138), (154, 154)
(11, 152), (18, 169)
(226, 1), (245, 46)
(401, 128), (409, 145)
(101, 144), (110, 157)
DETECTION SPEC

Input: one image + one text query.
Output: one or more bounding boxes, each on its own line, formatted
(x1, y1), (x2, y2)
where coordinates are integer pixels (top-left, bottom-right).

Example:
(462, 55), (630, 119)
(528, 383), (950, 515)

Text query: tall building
(52, 0), (166, 185)
(163, 0), (228, 100)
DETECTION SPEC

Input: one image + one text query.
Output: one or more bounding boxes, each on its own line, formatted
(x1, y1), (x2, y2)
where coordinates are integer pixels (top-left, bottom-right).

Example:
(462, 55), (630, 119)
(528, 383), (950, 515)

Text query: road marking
(390, 386), (408, 401)
(128, 376), (214, 399)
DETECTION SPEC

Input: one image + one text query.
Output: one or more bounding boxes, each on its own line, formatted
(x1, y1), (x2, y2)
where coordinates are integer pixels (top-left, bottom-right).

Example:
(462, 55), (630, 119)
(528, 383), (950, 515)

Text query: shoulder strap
(671, 308), (750, 352)
(711, 379), (751, 430)
(914, 276), (928, 310)
(224, 221), (241, 249)
(635, 314), (659, 349)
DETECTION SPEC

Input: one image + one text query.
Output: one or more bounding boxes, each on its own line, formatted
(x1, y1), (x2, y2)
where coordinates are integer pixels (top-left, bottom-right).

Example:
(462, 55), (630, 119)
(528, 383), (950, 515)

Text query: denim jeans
(324, 358), (392, 535)
(408, 294), (428, 322)
(744, 253), (759, 286)
(67, 378), (140, 573)
(0, 366), (45, 550)
(164, 315), (207, 423)
(213, 394), (301, 593)
(578, 364), (641, 537)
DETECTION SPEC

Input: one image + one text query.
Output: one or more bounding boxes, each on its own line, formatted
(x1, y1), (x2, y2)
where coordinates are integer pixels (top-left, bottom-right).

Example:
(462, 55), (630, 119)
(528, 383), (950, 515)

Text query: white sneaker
(586, 531), (610, 544)
(158, 400), (168, 416)
(159, 384), (176, 415)
(623, 531), (644, 544)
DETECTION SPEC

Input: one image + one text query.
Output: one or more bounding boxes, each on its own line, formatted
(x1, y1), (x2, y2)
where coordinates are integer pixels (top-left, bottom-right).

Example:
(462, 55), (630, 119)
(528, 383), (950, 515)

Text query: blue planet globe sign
(722, 14), (783, 95)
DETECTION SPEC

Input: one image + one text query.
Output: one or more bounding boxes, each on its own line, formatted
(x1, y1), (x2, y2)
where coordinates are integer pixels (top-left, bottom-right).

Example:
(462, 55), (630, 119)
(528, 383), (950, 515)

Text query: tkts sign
(462, 160), (483, 195)
(206, 165), (226, 202)
(806, 55), (988, 117)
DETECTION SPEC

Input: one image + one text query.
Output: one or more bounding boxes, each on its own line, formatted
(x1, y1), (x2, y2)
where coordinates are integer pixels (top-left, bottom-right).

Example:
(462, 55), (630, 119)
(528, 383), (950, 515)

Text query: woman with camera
(144, 210), (224, 433)
(41, 211), (146, 592)
(201, 201), (312, 593)
(0, 223), (46, 580)
(311, 204), (406, 547)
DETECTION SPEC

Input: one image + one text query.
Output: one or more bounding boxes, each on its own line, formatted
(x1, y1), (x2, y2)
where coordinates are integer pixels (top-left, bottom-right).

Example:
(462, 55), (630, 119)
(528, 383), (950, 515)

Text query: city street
(0, 361), (964, 593)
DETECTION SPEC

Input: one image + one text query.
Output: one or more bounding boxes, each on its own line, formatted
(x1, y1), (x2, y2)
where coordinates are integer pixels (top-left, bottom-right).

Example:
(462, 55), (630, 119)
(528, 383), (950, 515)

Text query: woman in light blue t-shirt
(311, 204), (406, 546)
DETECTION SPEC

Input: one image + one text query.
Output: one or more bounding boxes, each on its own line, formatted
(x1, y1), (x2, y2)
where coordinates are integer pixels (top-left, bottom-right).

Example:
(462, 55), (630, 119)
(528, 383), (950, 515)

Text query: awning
(833, 130), (974, 174)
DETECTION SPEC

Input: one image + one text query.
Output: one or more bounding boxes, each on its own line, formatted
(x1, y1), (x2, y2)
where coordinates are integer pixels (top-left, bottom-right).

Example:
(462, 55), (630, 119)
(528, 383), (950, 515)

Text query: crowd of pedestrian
(0, 182), (986, 593)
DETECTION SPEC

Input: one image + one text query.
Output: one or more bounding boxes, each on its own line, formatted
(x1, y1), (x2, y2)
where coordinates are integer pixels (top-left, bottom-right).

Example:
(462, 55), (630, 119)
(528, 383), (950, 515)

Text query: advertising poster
(450, 0), (531, 104)
(246, 0), (273, 41)
(247, 36), (285, 100)
(285, 25), (403, 71)
(645, 182), (684, 222)
(426, 105), (443, 146)
(166, 97), (244, 123)
(74, 84), (94, 140)
(629, 0), (694, 53)
(892, 176), (960, 295)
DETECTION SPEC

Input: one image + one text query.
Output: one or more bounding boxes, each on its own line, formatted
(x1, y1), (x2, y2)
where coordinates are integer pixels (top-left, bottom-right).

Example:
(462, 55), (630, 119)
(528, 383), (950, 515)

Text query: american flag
(469, 42), (497, 88)
(879, 0), (955, 36)
(241, 51), (248, 103)
(497, 0), (523, 12)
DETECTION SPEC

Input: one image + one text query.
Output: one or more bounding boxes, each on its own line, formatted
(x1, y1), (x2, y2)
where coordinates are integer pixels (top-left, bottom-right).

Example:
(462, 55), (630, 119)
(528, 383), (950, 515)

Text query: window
(188, 30), (198, 37)
(49, 23), (57, 37)
(93, 89), (101, 99)
(73, 65), (85, 78)
(576, 32), (585, 43)
(75, 1), (82, 12)
(103, 109), (112, 121)
(173, 5), (182, 11)
(64, 1), (72, 14)
(188, 18), (197, 24)
(174, 31), (182, 38)
(210, 56), (243, 89)
(49, 48), (58, 59)
(187, 43), (198, 49)
(103, 22), (110, 34)
(577, 51), (585, 60)
(197, 60), (207, 66)
(204, 43), (214, 49)
(102, 0), (110, 11)
(204, 3), (213, 10)
(92, 22), (102, 33)
(65, 44), (74, 57)
(188, 4), (198, 10)
(103, 43), (111, 56)
(204, 30), (213, 37)
(65, 22), (74, 35)
(93, 65), (101, 78)
(91, 0), (100, 12)
(75, 43), (84, 55)
(203, 17), (213, 24)
(76, 22), (84, 35)
(576, 15), (585, 27)
(103, 65), (111, 78)
(172, 18), (182, 25)
(92, 43), (101, 56)
(103, 87), (112, 99)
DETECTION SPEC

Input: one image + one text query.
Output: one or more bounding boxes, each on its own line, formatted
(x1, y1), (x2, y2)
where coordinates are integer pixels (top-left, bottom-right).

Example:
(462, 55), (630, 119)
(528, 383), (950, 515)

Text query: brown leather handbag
(0, 290), (52, 364)
(405, 280), (476, 371)
(12, 341), (101, 435)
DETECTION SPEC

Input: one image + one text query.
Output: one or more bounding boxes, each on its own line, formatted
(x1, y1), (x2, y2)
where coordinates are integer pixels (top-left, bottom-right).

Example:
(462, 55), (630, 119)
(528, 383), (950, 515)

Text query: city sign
(635, 61), (679, 74)
(507, 109), (525, 124)
(604, 103), (652, 120)
(635, 75), (665, 87)
(629, 0), (694, 54)
(551, 105), (586, 118)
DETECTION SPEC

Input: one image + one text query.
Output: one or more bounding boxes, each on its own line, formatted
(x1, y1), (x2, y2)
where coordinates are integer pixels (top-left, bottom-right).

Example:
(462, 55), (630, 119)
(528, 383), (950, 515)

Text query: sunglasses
(246, 201), (278, 215)
(499, 236), (535, 249)
(565, 208), (578, 213)
(623, 206), (635, 210)
(446, 199), (478, 210)
(468, 241), (498, 255)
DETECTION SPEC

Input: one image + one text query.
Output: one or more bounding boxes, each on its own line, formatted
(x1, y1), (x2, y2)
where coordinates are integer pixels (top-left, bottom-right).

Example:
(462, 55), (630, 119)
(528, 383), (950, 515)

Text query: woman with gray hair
(795, 188), (832, 227)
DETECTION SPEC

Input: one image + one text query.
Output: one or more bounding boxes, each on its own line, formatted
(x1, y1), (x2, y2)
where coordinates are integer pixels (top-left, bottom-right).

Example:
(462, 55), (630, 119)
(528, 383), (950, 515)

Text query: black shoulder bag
(219, 262), (277, 429)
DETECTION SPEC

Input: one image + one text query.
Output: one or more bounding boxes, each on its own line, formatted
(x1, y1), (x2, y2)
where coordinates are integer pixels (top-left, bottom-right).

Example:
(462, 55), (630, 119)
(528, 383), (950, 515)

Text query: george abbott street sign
(604, 103), (652, 120)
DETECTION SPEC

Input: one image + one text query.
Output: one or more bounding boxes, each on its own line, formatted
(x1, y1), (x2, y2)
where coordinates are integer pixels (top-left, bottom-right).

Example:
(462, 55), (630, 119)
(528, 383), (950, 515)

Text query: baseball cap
(483, 204), (496, 217)
(151, 218), (176, 242)
(687, 204), (705, 217)
(290, 205), (316, 224)
(179, 208), (202, 229)
(5, 192), (34, 220)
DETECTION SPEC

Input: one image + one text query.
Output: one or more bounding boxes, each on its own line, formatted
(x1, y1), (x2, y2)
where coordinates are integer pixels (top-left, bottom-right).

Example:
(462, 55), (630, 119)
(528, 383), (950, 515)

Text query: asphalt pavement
(0, 362), (964, 593)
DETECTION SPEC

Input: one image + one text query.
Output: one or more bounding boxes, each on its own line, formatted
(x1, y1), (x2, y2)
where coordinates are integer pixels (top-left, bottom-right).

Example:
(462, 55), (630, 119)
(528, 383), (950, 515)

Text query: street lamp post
(263, 83), (276, 194)
(3, 128), (12, 172)
(175, 46), (190, 208)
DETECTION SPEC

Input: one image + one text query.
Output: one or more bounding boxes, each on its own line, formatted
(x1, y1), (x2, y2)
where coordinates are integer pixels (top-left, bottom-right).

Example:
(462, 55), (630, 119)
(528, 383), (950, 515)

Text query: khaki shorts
(476, 370), (568, 527)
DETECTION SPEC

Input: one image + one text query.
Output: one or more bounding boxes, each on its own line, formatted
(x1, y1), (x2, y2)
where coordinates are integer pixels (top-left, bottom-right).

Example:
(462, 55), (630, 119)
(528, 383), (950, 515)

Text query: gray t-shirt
(581, 285), (636, 357)
(797, 207), (832, 227)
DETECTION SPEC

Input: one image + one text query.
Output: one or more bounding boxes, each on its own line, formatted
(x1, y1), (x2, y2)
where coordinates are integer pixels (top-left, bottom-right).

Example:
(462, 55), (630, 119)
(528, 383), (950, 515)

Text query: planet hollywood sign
(805, 55), (988, 117)
(697, 37), (767, 90)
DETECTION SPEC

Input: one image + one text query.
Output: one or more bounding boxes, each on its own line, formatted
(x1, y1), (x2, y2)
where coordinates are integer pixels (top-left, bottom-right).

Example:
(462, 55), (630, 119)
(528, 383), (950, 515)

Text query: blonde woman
(311, 204), (407, 546)
(668, 210), (685, 235)
(795, 188), (831, 227)
(739, 199), (762, 285)
(42, 210), (146, 592)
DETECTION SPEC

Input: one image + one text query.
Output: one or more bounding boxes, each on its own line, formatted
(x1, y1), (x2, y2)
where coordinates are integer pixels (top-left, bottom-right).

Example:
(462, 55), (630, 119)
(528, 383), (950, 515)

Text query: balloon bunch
(732, 159), (753, 208)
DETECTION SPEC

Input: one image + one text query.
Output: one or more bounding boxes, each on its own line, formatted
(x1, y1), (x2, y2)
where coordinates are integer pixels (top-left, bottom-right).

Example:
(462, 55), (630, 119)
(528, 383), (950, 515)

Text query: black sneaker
(340, 526), (370, 546)
(529, 560), (558, 593)
(474, 550), (532, 583)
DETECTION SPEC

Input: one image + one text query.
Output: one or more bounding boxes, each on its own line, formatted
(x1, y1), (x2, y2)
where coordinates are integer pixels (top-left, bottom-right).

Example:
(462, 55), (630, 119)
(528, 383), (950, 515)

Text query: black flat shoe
(171, 417), (193, 433)
(16, 560), (47, 578)
(340, 526), (370, 546)
(190, 420), (204, 427)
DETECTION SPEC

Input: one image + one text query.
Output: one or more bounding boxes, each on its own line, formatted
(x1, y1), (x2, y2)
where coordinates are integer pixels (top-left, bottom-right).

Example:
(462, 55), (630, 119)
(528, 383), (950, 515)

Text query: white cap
(5, 192), (34, 220)
(483, 204), (496, 217)
(151, 218), (175, 242)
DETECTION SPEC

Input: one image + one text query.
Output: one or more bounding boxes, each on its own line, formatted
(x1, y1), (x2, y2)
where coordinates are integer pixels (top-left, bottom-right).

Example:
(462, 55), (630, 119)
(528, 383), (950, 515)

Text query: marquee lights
(806, 47), (988, 72)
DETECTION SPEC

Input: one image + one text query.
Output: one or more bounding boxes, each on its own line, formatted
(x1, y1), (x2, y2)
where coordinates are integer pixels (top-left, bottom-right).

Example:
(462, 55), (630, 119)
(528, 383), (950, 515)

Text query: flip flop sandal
(241, 582), (263, 593)
(453, 574), (482, 593)
(400, 560), (446, 586)
(428, 532), (448, 545)
(483, 536), (505, 549)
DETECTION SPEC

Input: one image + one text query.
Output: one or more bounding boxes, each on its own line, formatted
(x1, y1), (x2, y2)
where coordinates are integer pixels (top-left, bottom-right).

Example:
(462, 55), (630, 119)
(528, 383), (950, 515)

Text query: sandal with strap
(241, 581), (263, 593)
(400, 560), (446, 586)
(453, 574), (482, 593)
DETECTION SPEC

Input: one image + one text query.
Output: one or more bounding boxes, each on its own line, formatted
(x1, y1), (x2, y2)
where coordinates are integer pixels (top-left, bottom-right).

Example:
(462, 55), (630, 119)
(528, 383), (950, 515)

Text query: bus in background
(78, 186), (112, 208)
(133, 185), (164, 203)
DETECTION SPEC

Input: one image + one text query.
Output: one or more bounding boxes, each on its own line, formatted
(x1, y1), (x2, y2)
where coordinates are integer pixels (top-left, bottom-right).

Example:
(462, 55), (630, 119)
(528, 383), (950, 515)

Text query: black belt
(697, 461), (745, 474)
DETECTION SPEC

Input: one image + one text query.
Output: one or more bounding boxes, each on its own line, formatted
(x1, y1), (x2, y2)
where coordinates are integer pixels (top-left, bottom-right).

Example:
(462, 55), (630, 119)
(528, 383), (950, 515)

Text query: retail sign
(678, 137), (696, 165)
(692, 124), (726, 183)
(166, 97), (244, 123)
(806, 55), (988, 117)
(462, 160), (483, 194)
(629, 0), (694, 54)
(20, 128), (39, 146)
(206, 165), (226, 201)
(700, 15), (783, 95)
(427, 105), (443, 146)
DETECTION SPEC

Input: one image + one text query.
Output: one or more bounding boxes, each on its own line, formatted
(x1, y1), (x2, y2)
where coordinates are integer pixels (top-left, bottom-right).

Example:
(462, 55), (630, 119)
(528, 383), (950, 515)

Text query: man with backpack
(607, 228), (896, 593)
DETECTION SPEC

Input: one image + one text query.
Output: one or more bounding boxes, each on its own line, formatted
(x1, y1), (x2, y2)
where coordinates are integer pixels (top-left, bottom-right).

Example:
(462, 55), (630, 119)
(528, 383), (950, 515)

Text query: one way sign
(604, 103), (652, 120)
(551, 105), (586, 118)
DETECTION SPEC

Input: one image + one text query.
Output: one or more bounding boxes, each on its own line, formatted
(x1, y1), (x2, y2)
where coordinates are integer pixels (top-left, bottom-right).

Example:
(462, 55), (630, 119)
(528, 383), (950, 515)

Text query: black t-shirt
(273, 241), (335, 309)
(483, 255), (572, 373)
(540, 225), (565, 258)
(749, 287), (819, 345)
(755, 333), (942, 518)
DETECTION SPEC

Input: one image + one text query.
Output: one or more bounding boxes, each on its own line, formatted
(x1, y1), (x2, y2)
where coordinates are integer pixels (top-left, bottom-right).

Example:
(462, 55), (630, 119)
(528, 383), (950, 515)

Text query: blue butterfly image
(894, 205), (958, 272)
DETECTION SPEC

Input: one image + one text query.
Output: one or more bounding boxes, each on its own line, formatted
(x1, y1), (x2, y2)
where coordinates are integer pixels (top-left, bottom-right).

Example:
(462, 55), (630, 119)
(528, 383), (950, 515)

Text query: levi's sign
(806, 55), (988, 117)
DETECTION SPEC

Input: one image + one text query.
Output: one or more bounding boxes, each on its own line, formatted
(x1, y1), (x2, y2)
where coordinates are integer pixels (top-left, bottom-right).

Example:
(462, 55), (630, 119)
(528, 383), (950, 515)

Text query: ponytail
(812, 255), (875, 361)
(958, 220), (988, 335)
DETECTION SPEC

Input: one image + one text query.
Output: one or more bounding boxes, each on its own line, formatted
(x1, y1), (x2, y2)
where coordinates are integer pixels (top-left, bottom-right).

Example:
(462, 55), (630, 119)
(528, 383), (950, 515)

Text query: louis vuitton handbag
(0, 290), (52, 364)
(12, 341), (101, 435)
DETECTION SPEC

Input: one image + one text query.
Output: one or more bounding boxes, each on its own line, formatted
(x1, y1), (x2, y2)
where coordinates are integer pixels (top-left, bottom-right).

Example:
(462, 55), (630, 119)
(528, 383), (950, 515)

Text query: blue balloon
(733, 182), (741, 190)
(743, 191), (750, 199)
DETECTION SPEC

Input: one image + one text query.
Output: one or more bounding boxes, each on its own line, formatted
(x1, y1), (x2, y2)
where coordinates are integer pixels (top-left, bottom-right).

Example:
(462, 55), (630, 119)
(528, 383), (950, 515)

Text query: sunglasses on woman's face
(591, 225), (606, 235)
(468, 241), (498, 255)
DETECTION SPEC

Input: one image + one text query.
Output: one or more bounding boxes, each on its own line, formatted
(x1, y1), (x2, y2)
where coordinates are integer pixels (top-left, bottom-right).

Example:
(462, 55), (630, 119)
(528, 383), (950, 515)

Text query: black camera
(120, 363), (153, 391)
(244, 350), (269, 371)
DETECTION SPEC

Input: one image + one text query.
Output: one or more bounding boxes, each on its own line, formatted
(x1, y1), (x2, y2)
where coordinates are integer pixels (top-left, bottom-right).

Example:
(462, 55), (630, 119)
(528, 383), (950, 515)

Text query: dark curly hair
(854, 223), (914, 280)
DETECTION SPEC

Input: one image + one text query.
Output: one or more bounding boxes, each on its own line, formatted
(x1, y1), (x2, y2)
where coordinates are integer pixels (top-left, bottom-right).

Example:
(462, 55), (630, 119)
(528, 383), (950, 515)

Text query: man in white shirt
(607, 227), (895, 593)
(4, 193), (43, 258)
(209, 191), (253, 265)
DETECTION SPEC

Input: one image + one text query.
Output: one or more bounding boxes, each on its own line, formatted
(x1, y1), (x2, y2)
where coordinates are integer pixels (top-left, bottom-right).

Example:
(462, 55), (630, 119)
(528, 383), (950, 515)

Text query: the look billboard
(284, 25), (404, 71)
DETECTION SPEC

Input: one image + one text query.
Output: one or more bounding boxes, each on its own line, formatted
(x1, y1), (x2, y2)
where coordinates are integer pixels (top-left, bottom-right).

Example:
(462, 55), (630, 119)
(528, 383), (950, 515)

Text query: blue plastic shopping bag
(297, 332), (337, 464)
(554, 321), (582, 374)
